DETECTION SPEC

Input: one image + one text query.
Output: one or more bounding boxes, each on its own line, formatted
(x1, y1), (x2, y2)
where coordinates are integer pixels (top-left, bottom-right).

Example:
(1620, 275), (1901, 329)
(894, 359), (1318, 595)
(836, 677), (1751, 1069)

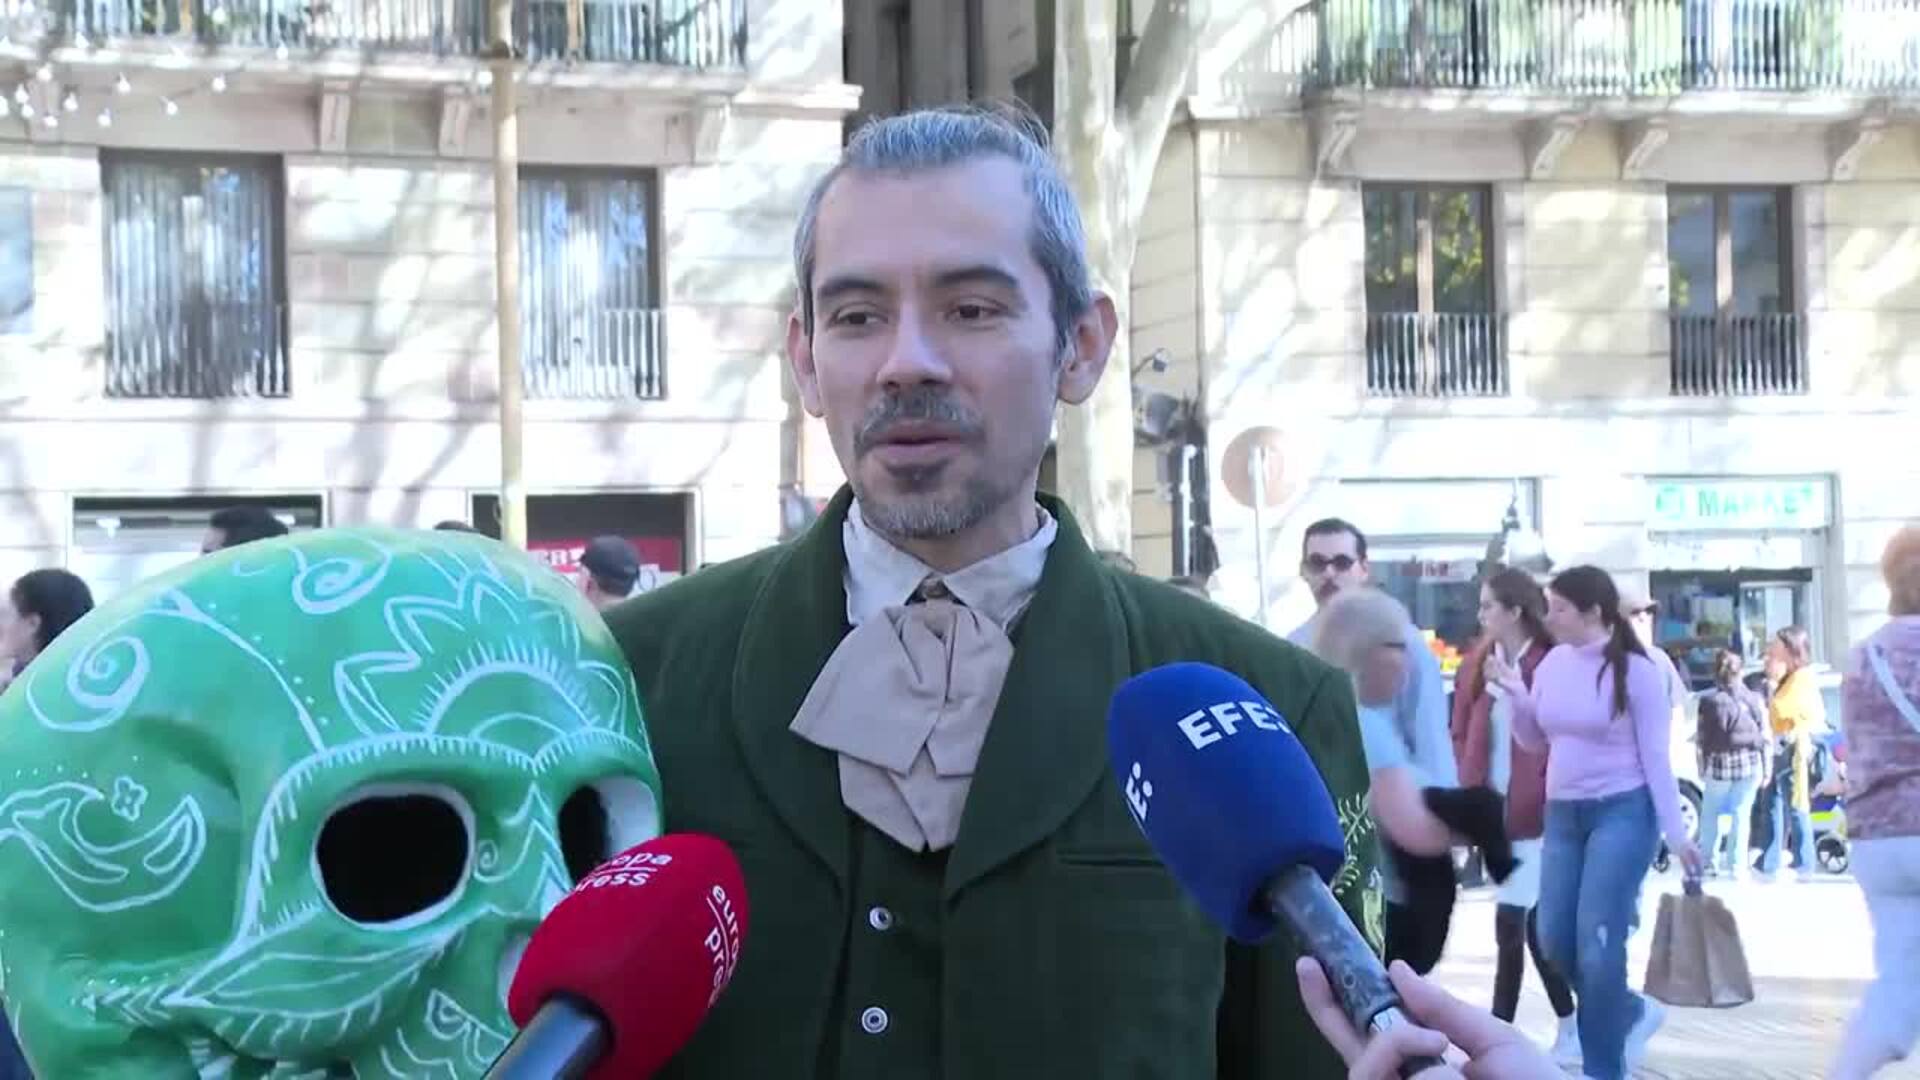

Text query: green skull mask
(0, 528), (663, 1078)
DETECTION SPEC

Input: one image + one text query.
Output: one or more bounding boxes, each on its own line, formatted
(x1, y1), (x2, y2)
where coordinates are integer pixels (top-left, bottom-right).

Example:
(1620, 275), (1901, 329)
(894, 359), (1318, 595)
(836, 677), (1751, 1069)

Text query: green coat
(606, 488), (1382, 1079)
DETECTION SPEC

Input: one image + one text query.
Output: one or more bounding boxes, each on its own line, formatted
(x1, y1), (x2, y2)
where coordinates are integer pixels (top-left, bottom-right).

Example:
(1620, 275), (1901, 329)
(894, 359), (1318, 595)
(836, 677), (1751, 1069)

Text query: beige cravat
(790, 580), (1017, 851)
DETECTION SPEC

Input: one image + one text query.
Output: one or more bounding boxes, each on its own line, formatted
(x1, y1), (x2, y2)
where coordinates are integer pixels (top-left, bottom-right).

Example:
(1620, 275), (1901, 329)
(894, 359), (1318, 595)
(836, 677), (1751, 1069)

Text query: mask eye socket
(559, 778), (660, 883)
(316, 785), (472, 926)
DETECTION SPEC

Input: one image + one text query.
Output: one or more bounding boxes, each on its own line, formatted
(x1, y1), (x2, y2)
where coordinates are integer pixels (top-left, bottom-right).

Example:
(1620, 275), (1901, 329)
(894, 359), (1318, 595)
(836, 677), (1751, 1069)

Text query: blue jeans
(1757, 751), (1815, 874)
(1699, 772), (1763, 874)
(1538, 787), (1660, 1080)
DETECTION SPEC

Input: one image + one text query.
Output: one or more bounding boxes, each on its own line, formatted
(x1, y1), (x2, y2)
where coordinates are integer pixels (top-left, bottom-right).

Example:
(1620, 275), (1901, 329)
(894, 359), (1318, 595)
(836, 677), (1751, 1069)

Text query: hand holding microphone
(1107, 662), (1441, 1079)
(1296, 957), (1560, 1080)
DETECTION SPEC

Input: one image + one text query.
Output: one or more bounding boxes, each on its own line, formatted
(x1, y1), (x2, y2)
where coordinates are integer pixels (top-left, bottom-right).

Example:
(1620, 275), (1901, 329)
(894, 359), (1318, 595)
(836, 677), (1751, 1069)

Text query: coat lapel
(730, 486), (857, 896)
(944, 496), (1129, 901)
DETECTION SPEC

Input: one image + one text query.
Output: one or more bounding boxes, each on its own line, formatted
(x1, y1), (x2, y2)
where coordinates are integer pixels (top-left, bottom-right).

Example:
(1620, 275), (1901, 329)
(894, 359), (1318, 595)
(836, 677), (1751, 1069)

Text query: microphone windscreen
(1107, 661), (1346, 942)
(506, 833), (748, 1079)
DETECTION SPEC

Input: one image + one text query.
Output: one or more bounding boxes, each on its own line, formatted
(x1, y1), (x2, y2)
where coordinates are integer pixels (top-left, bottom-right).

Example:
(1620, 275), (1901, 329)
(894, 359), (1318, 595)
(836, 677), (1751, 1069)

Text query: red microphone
(487, 833), (749, 1079)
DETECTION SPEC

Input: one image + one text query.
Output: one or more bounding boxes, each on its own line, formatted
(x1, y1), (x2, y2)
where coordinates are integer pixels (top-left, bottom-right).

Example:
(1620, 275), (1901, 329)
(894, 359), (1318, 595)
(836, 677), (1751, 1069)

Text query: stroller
(1738, 730), (1849, 874)
(1808, 731), (1850, 873)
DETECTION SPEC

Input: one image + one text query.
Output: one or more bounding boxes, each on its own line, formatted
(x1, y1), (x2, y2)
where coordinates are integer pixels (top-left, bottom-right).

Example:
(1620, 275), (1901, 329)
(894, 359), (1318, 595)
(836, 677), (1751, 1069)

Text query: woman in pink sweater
(1489, 566), (1702, 1080)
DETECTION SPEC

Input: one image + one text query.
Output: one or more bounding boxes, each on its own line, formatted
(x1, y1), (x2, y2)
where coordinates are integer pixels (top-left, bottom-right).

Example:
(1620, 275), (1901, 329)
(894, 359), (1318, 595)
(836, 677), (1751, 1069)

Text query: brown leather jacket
(1450, 637), (1552, 841)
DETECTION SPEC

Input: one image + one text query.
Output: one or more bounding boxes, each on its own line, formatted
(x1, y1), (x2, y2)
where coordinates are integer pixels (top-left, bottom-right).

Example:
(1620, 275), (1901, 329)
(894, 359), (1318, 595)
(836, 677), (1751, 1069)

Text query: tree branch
(1054, 0), (1118, 175)
(1116, 0), (1205, 233)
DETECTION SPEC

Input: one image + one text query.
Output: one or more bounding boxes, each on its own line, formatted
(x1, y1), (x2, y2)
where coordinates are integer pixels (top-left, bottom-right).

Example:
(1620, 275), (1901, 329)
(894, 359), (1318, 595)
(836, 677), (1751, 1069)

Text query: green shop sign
(1648, 478), (1829, 532)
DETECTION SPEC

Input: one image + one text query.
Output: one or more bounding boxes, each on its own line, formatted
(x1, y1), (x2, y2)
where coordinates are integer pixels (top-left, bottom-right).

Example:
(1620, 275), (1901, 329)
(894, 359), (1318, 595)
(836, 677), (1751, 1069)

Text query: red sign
(526, 536), (684, 578)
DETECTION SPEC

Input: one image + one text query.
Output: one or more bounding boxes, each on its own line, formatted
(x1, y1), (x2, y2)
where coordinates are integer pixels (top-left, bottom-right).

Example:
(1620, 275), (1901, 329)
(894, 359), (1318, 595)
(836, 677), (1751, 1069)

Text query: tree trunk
(1051, 0), (1204, 557)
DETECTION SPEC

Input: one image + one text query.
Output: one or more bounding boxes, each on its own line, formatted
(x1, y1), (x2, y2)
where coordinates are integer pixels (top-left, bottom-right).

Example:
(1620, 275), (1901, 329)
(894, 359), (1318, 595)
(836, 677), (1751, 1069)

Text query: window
(0, 188), (30, 335)
(1666, 187), (1800, 395)
(102, 153), (286, 398)
(1361, 184), (1505, 397)
(519, 169), (662, 399)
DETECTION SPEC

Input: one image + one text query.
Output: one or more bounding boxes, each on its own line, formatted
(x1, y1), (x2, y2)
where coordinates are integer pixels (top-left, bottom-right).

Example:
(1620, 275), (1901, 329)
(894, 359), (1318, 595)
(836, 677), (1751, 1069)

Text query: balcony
(1669, 312), (1805, 396)
(1366, 312), (1510, 398)
(523, 306), (665, 399)
(106, 302), (290, 399)
(1274, 0), (1920, 96)
(26, 0), (747, 68)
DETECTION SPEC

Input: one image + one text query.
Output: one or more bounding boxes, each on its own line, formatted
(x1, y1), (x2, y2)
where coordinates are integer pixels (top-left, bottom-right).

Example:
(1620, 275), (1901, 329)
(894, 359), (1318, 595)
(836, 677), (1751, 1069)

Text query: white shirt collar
(1494, 637), (1537, 663)
(842, 498), (1058, 630)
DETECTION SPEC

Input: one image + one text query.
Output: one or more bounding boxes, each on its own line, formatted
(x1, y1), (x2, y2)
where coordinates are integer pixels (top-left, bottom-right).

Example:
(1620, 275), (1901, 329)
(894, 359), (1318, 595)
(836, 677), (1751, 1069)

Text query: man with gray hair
(607, 103), (1375, 1077)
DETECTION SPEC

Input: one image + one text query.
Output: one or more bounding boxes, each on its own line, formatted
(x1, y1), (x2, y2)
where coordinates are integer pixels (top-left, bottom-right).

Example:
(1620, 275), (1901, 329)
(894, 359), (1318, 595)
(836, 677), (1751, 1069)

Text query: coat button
(859, 1006), (889, 1035)
(867, 906), (894, 931)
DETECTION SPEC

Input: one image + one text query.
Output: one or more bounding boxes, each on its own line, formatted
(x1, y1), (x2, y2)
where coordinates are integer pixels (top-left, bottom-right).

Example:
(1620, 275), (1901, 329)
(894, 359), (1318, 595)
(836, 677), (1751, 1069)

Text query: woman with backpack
(1695, 648), (1771, 879)
(1831, 526), (1920, 1079)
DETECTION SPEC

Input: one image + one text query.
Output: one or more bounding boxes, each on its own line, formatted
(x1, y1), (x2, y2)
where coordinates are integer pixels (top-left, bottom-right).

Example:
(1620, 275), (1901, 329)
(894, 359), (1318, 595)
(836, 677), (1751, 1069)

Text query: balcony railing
(1366, 312), (1509, 398)
(523, 306), (665, 399)
(520, 0), (745, 65)
(106, 302), (290, 399)
(1277, 0), (1920, 95)
(1669, 312), (1805, 396)
(40, 0), (747, 67)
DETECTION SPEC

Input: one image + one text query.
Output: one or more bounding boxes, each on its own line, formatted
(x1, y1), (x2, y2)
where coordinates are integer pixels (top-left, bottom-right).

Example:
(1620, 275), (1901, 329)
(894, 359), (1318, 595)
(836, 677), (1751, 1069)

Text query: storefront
(68, 495), (326, 603)
(471, 491), (693, 594)
(1330, 478), (1541, 680)
(1643, 476), (1834, 688)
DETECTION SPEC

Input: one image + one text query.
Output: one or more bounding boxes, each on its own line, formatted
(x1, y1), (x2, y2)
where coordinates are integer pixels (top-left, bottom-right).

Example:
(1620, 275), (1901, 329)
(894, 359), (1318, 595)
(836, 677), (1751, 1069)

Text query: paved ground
(1428, 870), (1913, 1079)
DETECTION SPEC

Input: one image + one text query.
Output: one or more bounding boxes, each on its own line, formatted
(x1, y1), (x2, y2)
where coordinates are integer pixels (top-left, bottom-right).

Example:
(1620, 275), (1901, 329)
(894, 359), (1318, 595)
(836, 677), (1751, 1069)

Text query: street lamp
(1482, 479), (1552, 579)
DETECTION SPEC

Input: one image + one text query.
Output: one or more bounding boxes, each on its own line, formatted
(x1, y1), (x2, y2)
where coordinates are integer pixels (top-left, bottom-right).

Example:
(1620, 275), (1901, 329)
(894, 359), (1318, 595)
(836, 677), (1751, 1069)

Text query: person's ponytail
(1549, 565), (1648, 719)
(1599, 610), (1646, 717)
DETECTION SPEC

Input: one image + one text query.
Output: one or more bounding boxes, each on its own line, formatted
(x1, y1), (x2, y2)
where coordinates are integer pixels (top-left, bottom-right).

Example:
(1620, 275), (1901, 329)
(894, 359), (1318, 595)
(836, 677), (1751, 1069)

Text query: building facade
(1185, 0), (1920, 674)
(0, 0), (854, 600)
(858, 0), (1920, 672)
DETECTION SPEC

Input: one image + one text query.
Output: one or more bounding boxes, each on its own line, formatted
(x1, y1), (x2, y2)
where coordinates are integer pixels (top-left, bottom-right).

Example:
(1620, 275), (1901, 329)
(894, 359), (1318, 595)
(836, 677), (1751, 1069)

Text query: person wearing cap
(578, 536), (642, 610)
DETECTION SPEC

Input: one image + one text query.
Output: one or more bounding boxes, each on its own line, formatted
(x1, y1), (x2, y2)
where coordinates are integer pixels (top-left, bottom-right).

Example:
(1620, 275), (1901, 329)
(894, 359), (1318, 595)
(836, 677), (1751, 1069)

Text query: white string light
(0, 23), (298, 132)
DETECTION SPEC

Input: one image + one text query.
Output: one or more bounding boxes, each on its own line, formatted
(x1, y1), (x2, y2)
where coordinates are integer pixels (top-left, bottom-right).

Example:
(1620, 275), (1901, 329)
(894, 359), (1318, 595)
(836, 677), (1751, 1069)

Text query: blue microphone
(1108, 662), (1444, 1079)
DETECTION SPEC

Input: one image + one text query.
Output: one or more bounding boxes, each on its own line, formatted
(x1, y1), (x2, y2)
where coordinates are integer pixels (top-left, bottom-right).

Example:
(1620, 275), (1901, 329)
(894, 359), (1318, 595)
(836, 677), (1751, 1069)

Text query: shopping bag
(1643, 877), (1756, 1008)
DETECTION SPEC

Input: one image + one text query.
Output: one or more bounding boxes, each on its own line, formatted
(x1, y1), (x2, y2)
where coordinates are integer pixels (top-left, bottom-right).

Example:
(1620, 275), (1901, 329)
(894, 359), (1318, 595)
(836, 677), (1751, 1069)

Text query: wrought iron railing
(523, 305), (665, 399)
(519, 0), (744, 65)
(1669, 312), (1805, 396)
(106, 301), (290, 399)
(1365, 311), (1509, 397)
(34, 0), (747, 66)
(1276, 0), (1920, 94)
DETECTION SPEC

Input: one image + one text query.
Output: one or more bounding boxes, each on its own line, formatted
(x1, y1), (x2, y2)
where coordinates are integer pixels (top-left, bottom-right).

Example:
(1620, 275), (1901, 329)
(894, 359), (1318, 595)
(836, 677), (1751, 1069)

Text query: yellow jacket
(1770, 668), (1826, 810)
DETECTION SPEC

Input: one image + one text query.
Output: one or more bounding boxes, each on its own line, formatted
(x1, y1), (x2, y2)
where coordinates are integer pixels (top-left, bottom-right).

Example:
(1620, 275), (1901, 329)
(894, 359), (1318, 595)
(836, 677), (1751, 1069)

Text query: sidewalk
(1428, 871), (1915, 1079)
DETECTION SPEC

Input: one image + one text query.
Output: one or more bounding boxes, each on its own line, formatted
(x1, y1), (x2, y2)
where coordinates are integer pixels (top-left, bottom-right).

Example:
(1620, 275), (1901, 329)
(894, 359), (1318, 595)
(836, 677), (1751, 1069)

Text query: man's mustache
(853, 389), (986, 454)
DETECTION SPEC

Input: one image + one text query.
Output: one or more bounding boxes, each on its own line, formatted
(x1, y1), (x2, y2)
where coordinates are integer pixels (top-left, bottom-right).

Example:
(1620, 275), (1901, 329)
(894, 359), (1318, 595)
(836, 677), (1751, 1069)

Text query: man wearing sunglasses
(1290, 518), (1462, 972)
